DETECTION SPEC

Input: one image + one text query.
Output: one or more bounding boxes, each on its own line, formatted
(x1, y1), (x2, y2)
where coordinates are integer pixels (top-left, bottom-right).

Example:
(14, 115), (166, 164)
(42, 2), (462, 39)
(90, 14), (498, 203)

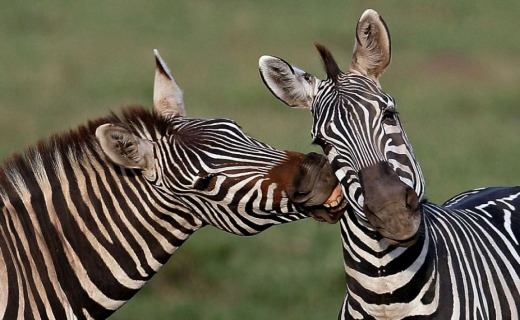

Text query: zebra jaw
(308, 184), (347, 223)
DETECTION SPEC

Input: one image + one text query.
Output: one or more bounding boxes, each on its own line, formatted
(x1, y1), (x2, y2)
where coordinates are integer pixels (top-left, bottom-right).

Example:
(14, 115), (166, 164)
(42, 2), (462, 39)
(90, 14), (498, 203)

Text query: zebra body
(339, 186), (520, 319)
(0, 111), (196, 318)
(259, 9), (520, 319)
(0, 50), (344, 319)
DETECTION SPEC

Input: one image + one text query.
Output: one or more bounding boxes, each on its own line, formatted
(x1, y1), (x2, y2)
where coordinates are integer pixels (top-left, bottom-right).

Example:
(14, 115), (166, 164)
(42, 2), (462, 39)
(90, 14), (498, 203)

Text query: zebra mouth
(307, 184), (347, 223)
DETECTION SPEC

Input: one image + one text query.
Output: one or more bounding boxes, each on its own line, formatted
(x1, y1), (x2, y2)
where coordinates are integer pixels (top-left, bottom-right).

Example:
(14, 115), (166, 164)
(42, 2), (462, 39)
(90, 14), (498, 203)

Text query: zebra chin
(363, 196), (422, 247)
(379, 228), (420, 247)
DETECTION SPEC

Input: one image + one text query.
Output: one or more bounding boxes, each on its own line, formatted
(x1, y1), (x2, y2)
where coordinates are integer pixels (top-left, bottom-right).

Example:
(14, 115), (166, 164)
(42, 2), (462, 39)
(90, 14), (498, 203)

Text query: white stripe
(344, 230), (430, 294)
(55, 152), (146, 293)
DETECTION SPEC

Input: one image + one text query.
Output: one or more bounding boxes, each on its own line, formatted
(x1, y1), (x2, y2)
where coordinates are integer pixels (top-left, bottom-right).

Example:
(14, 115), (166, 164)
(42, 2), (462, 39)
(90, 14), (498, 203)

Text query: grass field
(2, 1), (520, 319)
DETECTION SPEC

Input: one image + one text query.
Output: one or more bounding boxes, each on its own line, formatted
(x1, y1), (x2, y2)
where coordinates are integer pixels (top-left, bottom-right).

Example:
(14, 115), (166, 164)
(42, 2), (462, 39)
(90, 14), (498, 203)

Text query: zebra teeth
(324, 185), (343, 207)
(325, 193), (344, 209)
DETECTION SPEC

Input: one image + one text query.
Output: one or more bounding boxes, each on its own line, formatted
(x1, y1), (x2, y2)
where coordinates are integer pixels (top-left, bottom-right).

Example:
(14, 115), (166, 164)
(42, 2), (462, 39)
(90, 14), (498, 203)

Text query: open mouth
(308, 184), (347, 223)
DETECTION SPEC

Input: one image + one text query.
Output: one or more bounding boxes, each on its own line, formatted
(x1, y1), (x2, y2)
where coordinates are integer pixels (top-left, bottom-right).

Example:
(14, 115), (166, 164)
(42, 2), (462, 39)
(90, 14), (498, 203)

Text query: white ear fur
(96, 124), (155, 173)
(153, 49), (186, 117)
(259, 55), (318, 109)
(350, 9), (391, 84)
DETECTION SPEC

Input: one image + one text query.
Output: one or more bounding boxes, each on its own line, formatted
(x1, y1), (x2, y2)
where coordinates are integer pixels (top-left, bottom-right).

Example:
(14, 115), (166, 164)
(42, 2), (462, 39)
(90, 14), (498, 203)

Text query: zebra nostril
(405, 187), (419, 211)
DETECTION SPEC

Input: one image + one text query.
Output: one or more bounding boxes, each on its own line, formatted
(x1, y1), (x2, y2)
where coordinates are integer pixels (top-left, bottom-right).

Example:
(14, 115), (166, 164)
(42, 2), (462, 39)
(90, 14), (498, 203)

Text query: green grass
(2, 1), (520, 319)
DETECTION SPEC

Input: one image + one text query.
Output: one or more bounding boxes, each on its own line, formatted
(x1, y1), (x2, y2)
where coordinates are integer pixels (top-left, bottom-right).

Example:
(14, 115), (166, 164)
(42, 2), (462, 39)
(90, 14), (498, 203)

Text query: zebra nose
(405, 186), (419, 212)
(360, 162), (421, 246)
(289, 152), (336, 206)
(285, 152), (345, 223)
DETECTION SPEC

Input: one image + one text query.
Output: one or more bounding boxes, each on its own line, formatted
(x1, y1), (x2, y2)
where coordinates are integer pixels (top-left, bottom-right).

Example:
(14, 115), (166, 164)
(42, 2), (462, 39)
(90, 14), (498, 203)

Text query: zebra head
(95, 50), (346, 236)
(259, 9), (425, 246)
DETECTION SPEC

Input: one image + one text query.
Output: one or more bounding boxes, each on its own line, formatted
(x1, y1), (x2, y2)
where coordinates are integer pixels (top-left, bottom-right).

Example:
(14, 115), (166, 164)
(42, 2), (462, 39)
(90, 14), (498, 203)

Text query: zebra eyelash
(381, 109), (399, 123)
(312, 136), (333, 154)
(193, 173), (218, 191)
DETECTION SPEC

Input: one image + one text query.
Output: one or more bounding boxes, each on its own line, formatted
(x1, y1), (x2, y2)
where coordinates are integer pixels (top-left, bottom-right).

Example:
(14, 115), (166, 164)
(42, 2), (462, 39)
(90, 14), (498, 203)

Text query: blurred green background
(2, 1), (520, 319)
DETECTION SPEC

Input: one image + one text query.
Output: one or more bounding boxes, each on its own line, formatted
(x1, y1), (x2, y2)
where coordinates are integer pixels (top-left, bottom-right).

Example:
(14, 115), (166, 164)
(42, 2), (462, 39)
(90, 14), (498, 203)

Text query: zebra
(0, 50), (347, 319)
(259, 9), (520, 320)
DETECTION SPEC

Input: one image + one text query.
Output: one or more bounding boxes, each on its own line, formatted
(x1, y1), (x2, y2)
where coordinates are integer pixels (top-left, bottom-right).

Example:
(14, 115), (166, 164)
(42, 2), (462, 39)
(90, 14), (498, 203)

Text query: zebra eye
(194, 173), (217, 191)
(382, 109), (397, 124)
(312, 136), (325, 147)
(312, 136), (333, 154)
(303, 73), (312, 83)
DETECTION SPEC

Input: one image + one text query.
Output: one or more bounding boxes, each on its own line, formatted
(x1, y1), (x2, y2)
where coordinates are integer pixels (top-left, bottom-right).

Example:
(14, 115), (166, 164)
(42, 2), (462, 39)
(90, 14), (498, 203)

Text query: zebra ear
(96, 124), (155, 173)
(153, 49), (186, 118)
(349, 9), (391, 84)
(259, 55), (318, 109)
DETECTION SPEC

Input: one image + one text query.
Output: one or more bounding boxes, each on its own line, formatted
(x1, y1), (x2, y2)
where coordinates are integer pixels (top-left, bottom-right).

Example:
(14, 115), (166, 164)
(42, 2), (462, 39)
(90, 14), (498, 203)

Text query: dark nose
(359, 162), (421, 246)
(288, 152), (337, 206)
(287, 152), (345, 223)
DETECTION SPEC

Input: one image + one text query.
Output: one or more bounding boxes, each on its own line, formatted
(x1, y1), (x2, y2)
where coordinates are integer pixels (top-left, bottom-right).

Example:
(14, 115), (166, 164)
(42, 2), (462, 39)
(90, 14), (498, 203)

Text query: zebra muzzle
(288, 152), (347, 223)
(360, 162), (422, 246)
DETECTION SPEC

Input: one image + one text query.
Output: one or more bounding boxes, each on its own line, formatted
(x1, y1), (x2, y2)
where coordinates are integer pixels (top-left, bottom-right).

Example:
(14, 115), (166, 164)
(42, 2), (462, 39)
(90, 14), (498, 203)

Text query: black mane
(0, 106), (171, 195)
(315, 42), (342, 81)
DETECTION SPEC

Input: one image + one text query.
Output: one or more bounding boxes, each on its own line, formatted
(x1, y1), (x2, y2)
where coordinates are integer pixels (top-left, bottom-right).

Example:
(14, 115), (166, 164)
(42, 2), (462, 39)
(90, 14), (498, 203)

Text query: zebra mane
(315, 42), (342, 82)
(0, 106), (172, 198)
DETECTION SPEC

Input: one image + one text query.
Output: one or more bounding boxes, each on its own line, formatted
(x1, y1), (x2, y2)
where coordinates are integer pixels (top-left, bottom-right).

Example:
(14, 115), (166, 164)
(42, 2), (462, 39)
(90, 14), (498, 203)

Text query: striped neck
(0, 117), (203, 319)
(339, 206), (439, 318)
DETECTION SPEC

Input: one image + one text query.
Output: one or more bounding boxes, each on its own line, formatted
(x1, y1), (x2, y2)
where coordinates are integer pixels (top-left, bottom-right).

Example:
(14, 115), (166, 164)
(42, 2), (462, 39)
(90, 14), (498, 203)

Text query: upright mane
(315, 42), (342, 82)
(0, 106), (171, 198)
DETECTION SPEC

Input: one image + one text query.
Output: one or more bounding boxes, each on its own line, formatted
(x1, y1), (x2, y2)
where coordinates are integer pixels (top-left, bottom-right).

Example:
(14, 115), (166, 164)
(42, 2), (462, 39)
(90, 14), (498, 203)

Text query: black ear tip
(153, 49), (162, 67)
(154, 49), (173, 80)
